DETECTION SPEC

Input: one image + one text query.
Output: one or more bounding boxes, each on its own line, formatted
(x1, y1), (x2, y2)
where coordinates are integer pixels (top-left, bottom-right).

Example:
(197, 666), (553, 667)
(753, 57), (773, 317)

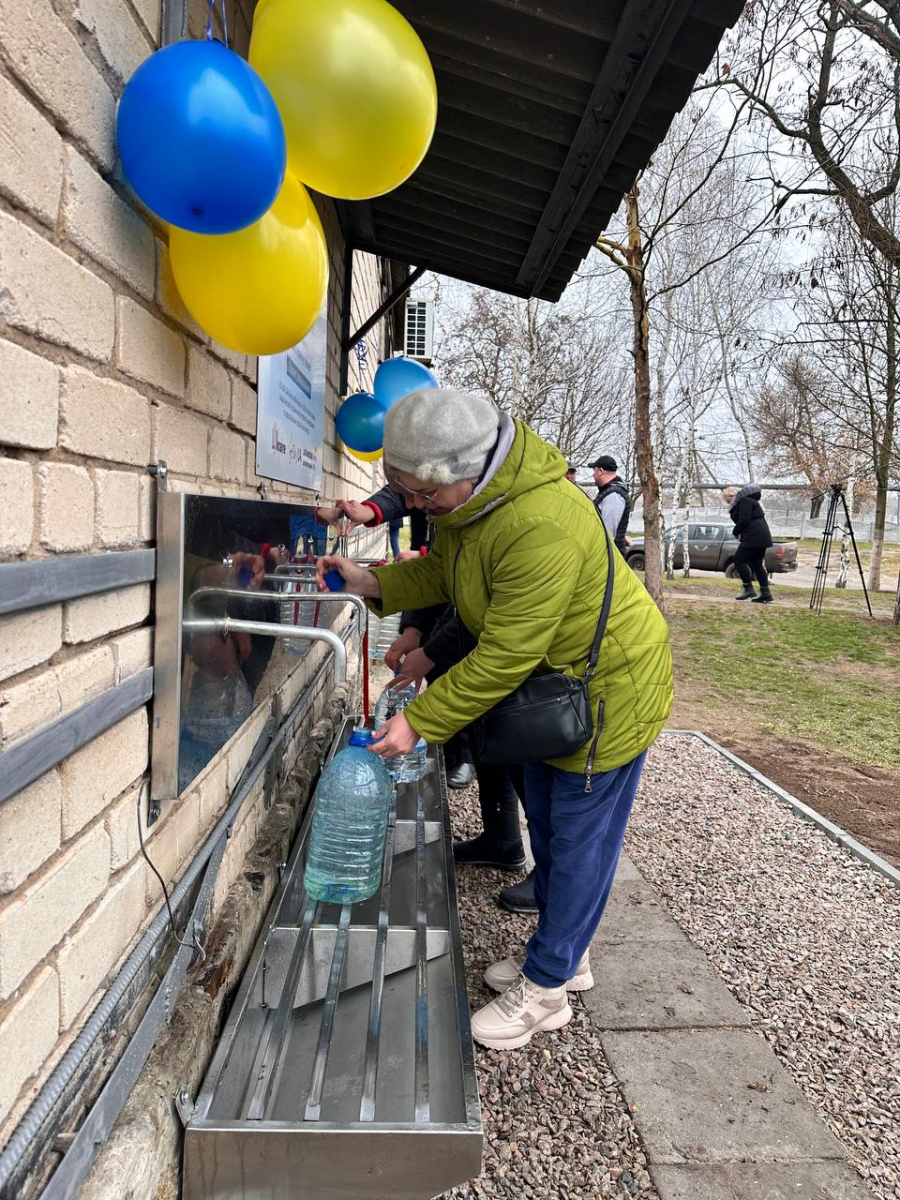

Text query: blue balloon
(373, 357), (438, 409)
(117, 40), (286, 234)
(335, 392), (387, 453)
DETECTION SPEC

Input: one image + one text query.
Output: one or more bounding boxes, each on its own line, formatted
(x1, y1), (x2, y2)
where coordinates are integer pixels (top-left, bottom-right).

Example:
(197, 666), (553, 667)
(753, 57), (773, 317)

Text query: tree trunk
(868, 287), (897, 591)
(625, 187), (665, 613)
(835, 476), (854, 589)
(869, 481), (888, 591)
(894, 568), (900, 626)
(665, 452), (685, 582)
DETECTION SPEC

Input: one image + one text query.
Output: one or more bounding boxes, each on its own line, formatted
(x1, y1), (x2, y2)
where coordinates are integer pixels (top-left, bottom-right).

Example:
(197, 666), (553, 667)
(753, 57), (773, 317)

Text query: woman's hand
(369, 712), (419, 757)
(395, 549), (421, 563)
(315, 554), (382, 598)
(315, 504), (342, 526)
(384, 627), (421, 671)
(392, 648), (434, 692)
(316, 500), (373, 531)
(229, 551), (267, 589)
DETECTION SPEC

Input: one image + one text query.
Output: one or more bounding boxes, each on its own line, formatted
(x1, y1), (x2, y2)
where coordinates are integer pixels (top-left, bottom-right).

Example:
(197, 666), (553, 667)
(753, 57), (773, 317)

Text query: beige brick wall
(0, 0), (393, 1144)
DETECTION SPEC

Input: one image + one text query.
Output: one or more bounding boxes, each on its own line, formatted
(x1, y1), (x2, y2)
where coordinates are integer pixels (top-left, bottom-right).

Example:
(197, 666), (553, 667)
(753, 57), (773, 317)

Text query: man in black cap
(589, 456), (631, 553)
(565, 464), (577, 483)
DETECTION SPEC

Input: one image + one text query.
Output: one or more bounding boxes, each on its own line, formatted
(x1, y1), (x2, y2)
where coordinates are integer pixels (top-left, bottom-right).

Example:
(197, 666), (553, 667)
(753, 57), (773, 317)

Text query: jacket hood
(432, 418), (567, 531)
(733, 483), (762, 504)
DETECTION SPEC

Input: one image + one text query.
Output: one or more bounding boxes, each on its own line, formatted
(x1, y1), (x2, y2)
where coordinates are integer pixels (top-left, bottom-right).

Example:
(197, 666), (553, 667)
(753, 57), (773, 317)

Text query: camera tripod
(809, 483), (873, 617)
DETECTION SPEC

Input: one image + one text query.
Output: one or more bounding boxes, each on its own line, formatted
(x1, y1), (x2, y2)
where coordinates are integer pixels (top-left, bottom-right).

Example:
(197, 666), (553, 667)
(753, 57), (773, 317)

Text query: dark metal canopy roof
(340, 0), (744, 302)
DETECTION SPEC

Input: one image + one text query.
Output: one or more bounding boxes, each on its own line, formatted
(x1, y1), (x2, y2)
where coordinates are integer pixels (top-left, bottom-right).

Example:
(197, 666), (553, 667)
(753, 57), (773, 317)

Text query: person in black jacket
(724, 484), (774, 603)
(589, 456), (631, 552)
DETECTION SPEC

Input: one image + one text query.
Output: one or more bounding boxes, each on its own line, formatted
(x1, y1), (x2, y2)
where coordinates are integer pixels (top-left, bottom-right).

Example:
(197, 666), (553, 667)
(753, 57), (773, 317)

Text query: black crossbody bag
(469, 524), (614, 791)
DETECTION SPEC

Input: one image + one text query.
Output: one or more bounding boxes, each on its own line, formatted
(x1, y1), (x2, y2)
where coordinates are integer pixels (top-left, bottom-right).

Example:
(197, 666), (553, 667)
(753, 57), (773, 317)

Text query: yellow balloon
(250, 0), (437, 200)
(169, 173), (328, 355)
(346, 445), (383, 462)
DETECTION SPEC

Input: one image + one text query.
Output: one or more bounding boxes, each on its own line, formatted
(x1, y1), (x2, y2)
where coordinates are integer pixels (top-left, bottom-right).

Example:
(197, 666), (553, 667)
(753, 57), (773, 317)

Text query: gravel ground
(627, 735), (900, 1200)
(442, 783), (658, 1200)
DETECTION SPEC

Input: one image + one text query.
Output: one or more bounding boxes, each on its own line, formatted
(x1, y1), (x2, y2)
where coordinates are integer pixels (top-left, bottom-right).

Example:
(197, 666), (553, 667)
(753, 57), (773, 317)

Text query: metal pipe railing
(182, 619), (347, 684)
(271, 559), (386, 574)
(189, 589), (369, 717)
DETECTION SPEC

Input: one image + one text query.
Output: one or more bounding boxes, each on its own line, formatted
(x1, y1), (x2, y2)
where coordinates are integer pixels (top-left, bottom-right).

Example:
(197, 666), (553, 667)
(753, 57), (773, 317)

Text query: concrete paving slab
(584, 938), (750, 1030)
(594, 879), (691, 944)
(651, 1161), (875, 1200)
(602, 1029), (846, 1165)
(614, 853), (643, 882)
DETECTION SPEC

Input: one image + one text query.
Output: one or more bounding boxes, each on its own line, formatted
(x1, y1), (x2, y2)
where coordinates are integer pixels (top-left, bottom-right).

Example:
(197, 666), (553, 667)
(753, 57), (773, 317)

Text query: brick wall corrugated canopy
(339, 0), (744, 302)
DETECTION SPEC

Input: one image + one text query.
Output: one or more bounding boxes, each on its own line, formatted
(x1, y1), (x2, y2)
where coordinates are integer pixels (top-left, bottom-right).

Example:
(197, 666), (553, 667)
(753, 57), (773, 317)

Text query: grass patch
(794, 537), (900, 578)
(668, 598), (900, 769)
(663, 571), (896, 615)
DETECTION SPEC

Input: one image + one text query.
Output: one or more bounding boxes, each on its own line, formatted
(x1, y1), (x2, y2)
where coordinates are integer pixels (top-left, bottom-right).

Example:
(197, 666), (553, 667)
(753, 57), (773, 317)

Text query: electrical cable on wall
(137, 792), (207, 961)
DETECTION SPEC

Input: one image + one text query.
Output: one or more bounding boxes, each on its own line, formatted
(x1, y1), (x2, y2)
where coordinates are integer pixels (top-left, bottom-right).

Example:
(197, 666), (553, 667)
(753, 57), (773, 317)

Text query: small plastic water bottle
(304, 729), (394, 905)
(279, 571), (318, 658)
(373, 678), (427, 783)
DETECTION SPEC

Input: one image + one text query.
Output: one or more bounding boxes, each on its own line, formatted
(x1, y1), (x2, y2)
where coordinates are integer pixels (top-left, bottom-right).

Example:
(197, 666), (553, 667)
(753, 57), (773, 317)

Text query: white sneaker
(471, 973), (572, 1050)
(484, 948), (594, 993)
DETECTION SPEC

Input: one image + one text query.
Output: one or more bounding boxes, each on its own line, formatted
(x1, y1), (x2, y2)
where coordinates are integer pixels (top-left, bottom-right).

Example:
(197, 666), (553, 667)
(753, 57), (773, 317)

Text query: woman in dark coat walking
(724, 484), (774, 603)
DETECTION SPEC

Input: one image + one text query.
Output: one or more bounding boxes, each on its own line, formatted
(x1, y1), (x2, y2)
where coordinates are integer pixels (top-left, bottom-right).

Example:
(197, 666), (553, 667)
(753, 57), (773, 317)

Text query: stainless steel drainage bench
(183, 717), (483, 1200)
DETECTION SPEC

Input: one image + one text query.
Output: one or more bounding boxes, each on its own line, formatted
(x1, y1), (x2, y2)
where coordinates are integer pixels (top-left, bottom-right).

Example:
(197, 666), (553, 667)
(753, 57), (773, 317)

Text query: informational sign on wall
(255, 311), (326, 490)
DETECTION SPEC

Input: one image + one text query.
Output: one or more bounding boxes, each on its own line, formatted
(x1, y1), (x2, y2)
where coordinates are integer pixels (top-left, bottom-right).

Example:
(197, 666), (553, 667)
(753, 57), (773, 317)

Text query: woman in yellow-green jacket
(318, 390), (673, 1051)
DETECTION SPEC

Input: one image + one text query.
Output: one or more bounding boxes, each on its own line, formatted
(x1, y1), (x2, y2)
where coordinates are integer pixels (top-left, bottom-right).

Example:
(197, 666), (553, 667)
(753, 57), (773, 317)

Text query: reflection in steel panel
(152, 490), (383, 805)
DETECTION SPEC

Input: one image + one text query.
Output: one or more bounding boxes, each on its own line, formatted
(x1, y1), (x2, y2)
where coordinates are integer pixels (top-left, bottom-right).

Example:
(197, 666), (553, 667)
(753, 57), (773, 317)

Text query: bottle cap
(348, 728), (374, 747)
(324, 568), (345, 592)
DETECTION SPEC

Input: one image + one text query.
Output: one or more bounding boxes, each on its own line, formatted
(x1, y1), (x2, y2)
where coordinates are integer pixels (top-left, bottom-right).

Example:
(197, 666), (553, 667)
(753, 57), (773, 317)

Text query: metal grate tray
(183, 717), (482, 1199)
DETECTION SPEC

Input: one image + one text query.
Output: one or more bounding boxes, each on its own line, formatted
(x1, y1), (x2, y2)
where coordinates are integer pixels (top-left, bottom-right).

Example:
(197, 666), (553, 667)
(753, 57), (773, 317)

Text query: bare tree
(591, 101), (780, 607)
(810, 209), (899, 588)
(434, 284), (632, 467)
(711, 0), (900, 267)
(751, 355), (856, 487)
(771, 201), (900, 587)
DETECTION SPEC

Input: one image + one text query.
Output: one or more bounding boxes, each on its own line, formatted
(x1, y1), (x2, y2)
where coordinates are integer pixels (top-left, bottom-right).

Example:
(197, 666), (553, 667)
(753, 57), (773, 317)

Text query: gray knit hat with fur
(383, 389), (500, 485)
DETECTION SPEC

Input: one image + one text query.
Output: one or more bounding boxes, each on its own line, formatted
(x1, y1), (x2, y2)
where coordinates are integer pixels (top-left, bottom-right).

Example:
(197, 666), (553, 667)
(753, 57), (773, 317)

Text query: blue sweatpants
(522, 751), (647, 988)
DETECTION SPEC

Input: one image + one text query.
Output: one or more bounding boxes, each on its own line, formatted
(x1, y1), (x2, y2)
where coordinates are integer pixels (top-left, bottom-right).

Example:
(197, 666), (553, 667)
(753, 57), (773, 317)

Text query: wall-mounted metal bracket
(338, 250), (428, 396)
(175, 1086), (196, 1129)
(161, 0), (187, 46)
(148, 460), (169, 493)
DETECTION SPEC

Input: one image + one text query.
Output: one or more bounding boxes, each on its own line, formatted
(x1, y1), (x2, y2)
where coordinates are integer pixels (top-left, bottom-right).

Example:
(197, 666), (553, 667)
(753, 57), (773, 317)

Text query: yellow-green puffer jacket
(370, 419), (673, 773)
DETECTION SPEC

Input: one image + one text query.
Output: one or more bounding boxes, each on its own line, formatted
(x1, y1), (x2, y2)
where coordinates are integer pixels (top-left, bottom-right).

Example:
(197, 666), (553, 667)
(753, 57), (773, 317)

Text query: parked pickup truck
(625, 523), (799, 575)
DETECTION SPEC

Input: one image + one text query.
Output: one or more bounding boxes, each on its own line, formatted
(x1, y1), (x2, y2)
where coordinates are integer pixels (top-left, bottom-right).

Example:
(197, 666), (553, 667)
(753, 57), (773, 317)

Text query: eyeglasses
(384, 467), (442, 505)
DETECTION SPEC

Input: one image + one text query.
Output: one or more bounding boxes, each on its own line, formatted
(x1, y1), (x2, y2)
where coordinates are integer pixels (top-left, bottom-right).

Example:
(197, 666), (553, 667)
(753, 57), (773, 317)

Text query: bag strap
(584, 523), (615, 682)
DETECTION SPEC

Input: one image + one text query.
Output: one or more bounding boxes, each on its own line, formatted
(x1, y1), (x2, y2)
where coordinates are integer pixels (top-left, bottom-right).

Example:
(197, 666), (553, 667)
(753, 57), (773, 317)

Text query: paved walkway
(585, 853), (874, 1199)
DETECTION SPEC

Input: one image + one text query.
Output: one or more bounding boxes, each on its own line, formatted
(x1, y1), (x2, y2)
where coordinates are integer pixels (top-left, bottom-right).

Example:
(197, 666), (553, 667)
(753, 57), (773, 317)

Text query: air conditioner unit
(404, 298), (434, 362)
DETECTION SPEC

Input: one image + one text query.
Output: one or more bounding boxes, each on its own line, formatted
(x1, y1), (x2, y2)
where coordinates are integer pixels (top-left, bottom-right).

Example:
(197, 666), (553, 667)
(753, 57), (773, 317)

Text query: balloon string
(206, 0), (228, 45)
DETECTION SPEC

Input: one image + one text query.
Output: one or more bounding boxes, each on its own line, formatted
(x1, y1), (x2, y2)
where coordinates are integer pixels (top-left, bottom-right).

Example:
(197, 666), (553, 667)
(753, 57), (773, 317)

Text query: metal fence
(627, 506), (900, 544)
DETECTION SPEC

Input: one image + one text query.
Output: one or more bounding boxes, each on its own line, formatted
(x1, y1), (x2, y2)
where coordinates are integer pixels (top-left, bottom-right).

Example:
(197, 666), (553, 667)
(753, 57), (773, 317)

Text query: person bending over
(317, 389), (673, 1050)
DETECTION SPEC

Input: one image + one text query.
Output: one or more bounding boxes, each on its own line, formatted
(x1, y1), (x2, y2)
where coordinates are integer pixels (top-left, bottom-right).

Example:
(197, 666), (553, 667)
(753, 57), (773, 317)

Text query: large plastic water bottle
(304, 729), (394, 905)
(373, 679), (427, 783)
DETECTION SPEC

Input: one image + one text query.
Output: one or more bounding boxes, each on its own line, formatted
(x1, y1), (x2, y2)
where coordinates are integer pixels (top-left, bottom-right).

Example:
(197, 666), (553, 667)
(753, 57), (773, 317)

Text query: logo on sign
(272, 423), (286, 455)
